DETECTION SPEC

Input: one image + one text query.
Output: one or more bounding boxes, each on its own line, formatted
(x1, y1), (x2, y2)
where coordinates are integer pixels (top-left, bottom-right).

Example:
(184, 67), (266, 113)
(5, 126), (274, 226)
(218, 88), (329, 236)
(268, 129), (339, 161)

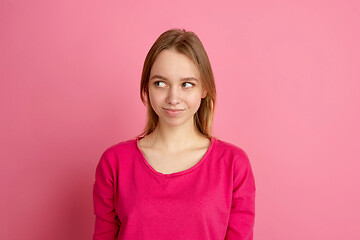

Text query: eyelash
(154, 81), (195, 88)
(182, 82), (195, 88)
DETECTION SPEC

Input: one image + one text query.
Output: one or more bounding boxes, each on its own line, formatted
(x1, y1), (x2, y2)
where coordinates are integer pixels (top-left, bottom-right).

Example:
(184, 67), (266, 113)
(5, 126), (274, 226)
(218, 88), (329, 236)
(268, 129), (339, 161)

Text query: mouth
(163, 108), (185, 111)
(162, 108), (185, 116)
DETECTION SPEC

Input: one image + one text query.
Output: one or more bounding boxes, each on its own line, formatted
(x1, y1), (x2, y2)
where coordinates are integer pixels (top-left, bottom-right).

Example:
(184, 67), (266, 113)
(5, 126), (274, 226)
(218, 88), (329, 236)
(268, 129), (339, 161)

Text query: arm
(225, 152), (256, 240)
(93, 151), (120, 240)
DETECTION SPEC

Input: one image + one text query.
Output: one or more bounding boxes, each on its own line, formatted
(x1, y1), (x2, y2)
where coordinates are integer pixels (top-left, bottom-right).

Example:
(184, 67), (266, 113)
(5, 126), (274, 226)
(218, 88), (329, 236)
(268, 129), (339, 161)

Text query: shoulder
(97, 138), (138, 167)
(213, 138), (256, 191)
(212, 137), (253, 174)
(213, 137), (250, 162)
(103, 138), (137, 155)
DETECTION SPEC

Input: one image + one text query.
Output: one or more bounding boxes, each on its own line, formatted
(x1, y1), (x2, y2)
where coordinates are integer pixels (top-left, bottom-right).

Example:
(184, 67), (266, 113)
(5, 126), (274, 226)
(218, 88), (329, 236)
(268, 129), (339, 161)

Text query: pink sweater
(93, 137), (256, 240)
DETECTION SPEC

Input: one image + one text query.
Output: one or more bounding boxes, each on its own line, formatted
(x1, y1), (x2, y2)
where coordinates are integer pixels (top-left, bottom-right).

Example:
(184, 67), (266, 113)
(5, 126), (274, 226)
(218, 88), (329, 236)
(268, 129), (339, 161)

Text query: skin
(138, 48), (211, 174)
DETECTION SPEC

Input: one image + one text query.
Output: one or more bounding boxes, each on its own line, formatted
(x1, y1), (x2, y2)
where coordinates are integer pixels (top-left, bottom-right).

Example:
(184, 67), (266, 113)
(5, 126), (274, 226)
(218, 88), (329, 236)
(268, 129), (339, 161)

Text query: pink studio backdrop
(1, 0), (359, 239)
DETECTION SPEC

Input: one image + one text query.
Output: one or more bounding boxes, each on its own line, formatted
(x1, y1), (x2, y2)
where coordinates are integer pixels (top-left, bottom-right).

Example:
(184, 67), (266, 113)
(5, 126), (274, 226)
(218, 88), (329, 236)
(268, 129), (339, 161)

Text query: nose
(166, 86), (181, 105)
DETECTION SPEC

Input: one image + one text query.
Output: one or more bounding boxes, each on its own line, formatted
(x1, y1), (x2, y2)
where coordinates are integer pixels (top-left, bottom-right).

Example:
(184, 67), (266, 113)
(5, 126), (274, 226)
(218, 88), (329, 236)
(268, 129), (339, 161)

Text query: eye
(154, 81), (166, 87)
(182, 82), (194, 88)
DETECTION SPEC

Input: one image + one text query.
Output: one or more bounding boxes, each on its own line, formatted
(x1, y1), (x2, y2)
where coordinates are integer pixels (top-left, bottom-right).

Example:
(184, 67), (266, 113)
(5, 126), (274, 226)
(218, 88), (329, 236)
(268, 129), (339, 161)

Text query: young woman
(93, 28), (256, 240)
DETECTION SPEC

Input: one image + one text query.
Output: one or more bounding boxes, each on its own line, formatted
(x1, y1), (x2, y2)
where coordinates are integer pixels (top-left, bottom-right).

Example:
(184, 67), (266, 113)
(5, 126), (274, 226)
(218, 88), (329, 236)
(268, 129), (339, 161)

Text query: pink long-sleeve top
(93, 136), (256, 240)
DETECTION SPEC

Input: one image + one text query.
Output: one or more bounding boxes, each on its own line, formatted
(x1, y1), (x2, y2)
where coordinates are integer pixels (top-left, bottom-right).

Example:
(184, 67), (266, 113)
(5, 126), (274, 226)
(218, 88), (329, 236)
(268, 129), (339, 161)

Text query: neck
(149, 118), (205, 152)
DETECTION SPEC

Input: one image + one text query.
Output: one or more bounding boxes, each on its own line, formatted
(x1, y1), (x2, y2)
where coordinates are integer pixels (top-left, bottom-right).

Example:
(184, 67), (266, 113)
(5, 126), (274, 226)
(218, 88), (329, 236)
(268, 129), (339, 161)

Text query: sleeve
(225, 151), (256, 240)
(93, 150), (120, 240)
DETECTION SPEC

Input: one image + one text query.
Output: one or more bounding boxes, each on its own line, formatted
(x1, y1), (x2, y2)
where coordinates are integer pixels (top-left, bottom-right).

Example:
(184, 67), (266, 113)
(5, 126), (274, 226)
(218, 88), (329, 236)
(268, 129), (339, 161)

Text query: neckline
(135, 136), (215, 178)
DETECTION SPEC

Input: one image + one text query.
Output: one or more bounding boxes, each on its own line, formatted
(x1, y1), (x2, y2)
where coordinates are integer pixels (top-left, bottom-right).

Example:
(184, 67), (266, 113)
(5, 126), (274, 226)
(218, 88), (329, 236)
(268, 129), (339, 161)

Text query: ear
(201, 89), (207, 99)
(142, 92), (150, 105)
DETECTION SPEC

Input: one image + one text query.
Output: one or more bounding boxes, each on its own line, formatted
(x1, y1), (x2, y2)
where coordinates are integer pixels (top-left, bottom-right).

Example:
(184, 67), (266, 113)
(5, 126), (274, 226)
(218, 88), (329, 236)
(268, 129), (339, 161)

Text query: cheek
(148, 93), (157, 109)
(189, 90), (203, 102)
(187, 92), (203, 109)
(148, 89), (163, 109)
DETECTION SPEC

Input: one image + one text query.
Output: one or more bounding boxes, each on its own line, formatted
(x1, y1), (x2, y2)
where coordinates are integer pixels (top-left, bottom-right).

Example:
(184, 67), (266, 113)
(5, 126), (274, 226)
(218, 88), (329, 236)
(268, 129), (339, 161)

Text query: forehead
(150, 49), (200, 79)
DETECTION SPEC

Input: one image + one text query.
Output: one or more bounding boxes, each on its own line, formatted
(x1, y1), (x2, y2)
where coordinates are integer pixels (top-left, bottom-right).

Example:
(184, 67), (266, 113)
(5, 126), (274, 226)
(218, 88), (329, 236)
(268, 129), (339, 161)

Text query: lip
(164, 108), (184, 111)
(163, 108), (185, 116)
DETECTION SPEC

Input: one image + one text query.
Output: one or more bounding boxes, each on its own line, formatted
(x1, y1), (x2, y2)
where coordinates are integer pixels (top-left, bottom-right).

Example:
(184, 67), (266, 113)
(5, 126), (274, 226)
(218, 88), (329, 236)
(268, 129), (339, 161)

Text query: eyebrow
(150, 75), (199, 82)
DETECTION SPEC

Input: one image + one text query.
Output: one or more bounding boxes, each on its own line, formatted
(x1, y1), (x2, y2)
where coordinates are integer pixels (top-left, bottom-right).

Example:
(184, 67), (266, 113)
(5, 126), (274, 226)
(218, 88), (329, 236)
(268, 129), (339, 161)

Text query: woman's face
(148, 48), (207, 128)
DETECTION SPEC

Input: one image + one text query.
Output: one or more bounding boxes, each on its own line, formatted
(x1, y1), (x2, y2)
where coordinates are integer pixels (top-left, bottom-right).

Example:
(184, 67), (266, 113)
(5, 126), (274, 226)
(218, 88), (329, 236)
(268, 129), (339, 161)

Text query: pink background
(1, 0), (359, 239)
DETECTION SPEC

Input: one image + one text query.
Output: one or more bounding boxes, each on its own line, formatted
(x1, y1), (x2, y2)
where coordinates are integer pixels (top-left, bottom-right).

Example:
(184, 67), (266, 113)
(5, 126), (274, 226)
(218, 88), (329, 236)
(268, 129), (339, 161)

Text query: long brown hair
(139, 28), (216, 139)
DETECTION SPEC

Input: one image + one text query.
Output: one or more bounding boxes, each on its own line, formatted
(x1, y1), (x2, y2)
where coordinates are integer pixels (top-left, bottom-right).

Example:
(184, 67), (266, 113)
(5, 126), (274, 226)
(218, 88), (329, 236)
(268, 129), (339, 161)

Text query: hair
(139, 28), (216, 139)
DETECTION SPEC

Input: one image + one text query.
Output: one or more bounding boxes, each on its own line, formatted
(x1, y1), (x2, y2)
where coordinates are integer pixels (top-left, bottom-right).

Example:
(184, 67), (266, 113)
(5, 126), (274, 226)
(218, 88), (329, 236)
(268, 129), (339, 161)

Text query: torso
(138, 136), (211, 175)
